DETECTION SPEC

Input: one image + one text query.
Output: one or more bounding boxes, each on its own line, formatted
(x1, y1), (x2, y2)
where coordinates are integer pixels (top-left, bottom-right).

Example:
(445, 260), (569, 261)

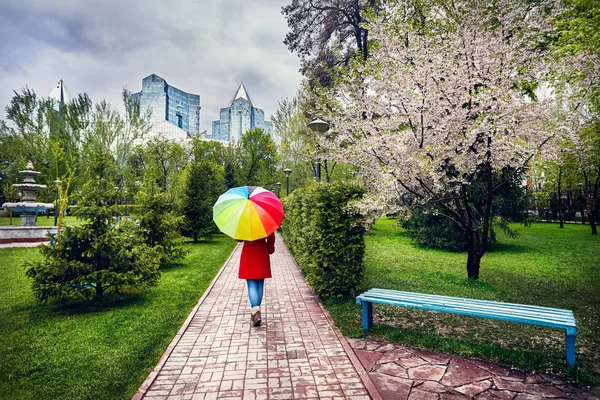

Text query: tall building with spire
(211, 83), (273, 142)
(131, 74), (201, 141)
(48, 79), (72, 110)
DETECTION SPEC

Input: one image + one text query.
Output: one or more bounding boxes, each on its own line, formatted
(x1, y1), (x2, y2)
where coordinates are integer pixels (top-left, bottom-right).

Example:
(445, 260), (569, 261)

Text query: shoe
(251, 306), (261, 327)
(252, 311), (262, 327)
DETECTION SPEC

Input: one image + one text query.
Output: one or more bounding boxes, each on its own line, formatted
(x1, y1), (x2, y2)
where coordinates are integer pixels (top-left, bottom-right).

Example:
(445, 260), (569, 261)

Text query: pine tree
(183, 161), (225, 241)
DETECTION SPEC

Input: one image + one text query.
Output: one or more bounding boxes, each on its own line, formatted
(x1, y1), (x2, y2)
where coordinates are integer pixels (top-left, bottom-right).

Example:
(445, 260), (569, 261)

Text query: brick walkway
(134, 234), (376, 400)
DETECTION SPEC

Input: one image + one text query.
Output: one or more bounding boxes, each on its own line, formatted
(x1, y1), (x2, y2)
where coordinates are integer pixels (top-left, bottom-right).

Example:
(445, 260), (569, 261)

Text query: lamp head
(307, 119), (330, 133)
(283, 168), (292, 177)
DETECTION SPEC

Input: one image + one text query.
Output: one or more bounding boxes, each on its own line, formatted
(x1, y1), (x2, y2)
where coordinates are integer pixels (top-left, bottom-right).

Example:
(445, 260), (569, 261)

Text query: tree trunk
(466, 246), (482, 280)
(466, 229), (484, 280)
(590, 204), (598, 234)
(558, 166), (564, 228)
(95, 282), (103, 302)
(590, 175), (599, 235)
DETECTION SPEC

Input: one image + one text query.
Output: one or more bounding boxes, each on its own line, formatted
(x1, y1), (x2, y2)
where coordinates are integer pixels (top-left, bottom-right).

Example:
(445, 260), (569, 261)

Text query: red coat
(238, 233), (275, 279)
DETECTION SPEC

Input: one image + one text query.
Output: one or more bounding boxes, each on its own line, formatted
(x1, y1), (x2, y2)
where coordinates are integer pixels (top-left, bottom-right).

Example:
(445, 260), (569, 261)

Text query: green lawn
(0, 215), (85, 227)
(324, 219), (600, 384)
(0, 235), (237, 400)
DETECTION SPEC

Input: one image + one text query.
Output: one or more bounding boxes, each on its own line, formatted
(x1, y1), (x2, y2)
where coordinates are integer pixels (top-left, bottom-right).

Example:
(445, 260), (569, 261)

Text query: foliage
(272, 95), (317, 186)
(402, 208), (470, 251)
(271, 93), (357, 188)
(134, 178), (187, 268)
(282, 182), (366, 298)
(552, 0), (600, 233)
(1, 88), (54, 202)
(529, 151), (584, 227)
(314, 0), (561, 279)
(402, 169), (530, 250)
(282, 0), (388, 87)
(561, 120), (600, 234)
(132, 137), (188, 192)
(25, 206), (160, 303)
(553, 0), (600, 114)
(182, 160), (225, 241)
(1, 86), (153, 209)
(238, 128), (278, 187)
(79, 100), (123, 196)
(192, 138), (239, 188)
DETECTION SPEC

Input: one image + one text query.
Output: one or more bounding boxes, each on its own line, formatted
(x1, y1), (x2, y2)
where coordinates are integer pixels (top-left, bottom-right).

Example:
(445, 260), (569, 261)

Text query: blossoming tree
(315, 0), (562, 279)
(553, 0), (600, 234)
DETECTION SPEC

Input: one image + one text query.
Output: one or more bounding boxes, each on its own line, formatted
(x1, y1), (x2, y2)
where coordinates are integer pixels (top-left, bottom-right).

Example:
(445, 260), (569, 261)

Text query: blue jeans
(246, 279), (264, 308)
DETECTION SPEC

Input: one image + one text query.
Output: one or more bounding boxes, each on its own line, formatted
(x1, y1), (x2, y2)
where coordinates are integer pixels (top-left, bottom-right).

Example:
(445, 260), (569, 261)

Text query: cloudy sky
(0, 0), (303, 133)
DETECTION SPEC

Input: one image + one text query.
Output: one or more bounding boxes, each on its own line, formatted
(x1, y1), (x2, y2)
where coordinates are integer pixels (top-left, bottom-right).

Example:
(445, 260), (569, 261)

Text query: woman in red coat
(239, 232), (275, 327)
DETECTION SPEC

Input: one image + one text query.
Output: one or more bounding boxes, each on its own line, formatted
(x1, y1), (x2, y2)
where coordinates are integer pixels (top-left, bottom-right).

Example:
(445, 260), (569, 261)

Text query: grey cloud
(0, 0), (302, 133)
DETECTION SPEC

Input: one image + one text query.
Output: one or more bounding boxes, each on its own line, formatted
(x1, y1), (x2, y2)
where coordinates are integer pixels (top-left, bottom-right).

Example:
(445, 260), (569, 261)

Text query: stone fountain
(1, 161), (56, 244)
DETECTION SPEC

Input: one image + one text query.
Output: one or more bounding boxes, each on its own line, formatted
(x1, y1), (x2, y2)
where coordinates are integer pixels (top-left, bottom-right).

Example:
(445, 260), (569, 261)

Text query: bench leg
(566, 327), (576, 369)
(362, 301), (373, 334)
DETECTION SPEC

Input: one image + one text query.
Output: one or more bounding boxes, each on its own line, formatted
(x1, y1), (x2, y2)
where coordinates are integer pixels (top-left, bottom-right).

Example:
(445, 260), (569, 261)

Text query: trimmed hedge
(281, 182), (366, 298)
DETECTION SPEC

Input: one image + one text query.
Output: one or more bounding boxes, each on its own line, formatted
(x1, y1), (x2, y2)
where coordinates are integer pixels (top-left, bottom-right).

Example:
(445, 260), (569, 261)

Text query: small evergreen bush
(282, 182), (366, 298)
(25, 205), (160, 303)
(401, 208), (469, 251)
(401, 168), (529, 251)
(134, 180), (188, 267)
(182, 160), (225, 241)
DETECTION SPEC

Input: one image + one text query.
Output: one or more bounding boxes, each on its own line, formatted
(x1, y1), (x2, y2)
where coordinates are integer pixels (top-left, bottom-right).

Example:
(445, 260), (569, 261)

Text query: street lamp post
(307, 119), (330, 181)
(53, 179), (62, 226)
(283, 168), (292, 196)
(276, 182), (281, 197)
(114, 186), (119, 207)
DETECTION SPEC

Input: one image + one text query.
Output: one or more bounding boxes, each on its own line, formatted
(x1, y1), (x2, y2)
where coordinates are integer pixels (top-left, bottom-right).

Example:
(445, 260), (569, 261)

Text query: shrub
(134, 180), (188, 267)
(282, 182), (366, 298)
(182, 160), (225, 241)
(25, 206), (160, 303)
(401, 207), (469, 251)
(401, 168), (528, 251)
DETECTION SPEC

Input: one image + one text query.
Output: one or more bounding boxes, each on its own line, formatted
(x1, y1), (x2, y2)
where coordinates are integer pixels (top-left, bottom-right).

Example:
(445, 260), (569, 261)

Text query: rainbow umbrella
(213, 186), (284, 241)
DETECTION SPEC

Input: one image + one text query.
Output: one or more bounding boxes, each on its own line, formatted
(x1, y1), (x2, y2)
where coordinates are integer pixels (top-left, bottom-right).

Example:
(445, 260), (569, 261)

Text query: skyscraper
(211, 83), (273, 142)
(131, 74), (201, 137)
(48, 79), (71, 111)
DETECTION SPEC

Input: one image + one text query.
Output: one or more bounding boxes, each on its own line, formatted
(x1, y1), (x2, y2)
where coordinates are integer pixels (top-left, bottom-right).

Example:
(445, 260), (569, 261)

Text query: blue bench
(356, 288), (577, 368)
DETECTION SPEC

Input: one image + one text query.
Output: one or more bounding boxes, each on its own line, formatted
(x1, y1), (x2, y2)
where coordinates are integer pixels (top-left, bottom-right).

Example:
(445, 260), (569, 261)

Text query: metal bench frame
(356, 288), (577, 368)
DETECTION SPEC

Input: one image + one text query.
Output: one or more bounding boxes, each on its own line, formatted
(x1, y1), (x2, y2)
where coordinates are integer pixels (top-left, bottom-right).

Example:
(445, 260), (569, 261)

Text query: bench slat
(359, 290), (575, 325)
(358, 295), (574, 329)
(365, 289), (572, 317)
(362, 290), (574, 324)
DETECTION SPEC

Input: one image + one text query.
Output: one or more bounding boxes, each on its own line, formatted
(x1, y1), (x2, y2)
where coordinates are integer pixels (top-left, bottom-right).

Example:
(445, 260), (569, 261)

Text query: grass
(0, 235), (237, 400)
(0, 216), (85, 227)
(323, 218), (600, 384)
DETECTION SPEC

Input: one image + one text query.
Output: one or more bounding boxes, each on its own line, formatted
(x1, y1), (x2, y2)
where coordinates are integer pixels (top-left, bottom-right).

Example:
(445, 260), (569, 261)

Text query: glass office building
(131, 74), (201, 134)
(211, 83), (273, 142)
